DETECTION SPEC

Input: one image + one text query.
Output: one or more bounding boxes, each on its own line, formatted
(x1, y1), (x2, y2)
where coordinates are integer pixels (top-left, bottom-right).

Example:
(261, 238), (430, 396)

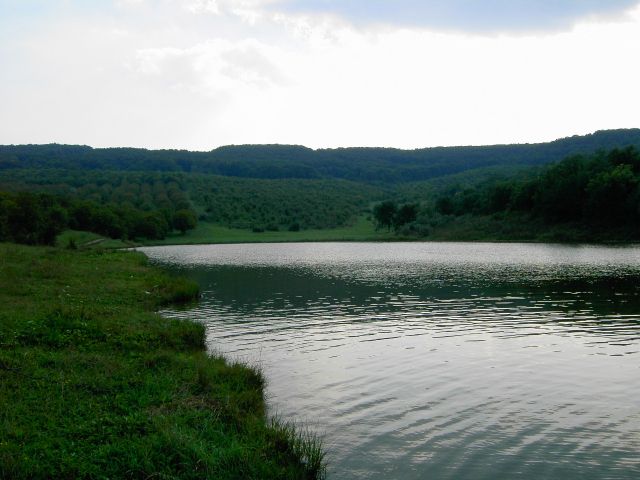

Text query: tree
(133, 212), (170, 239)
(585, 164), (639, 226)
(484, 183), (514, 213)
(393, 203), (418, 231)
(435, 196), (455, 216)
(173, 209), (197, 234)
(373, 201), (397, 231)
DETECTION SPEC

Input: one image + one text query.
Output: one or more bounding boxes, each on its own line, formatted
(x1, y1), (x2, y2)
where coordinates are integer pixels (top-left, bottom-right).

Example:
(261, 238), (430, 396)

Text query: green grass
(0, 244), (325, 479)
(56, 230), (134, 250)
(422, 213), (638, 243)
(144, 216), (397, 245)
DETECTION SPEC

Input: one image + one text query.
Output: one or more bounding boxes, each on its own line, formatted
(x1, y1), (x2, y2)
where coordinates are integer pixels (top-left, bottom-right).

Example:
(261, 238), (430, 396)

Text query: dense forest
(0, 190), (197, 245)
(377, 147), (640, 241)
(2, 129), (639, 183)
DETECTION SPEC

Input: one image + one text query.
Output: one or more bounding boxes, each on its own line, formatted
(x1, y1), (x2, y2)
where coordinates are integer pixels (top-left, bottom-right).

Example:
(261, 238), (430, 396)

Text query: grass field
(145, 216), (397, 246)
(0, 244), (325, 479)
(55, 230), (135, 250)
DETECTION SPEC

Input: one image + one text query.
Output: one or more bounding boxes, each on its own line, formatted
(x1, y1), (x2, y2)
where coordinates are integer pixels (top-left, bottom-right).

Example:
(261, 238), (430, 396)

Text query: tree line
(2, 129), (639, 183)
(0, 169), (381, 233)
(0, 170), (192, 213)
(0, 191), (197, 245)
(431, 147), (640, 236)
(372, 201), (418, 232)
(3, 144), (640, 242)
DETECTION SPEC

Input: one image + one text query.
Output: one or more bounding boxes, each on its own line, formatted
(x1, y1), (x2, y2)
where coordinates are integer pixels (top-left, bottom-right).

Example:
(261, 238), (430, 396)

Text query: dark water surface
(140, 242), (640, 479)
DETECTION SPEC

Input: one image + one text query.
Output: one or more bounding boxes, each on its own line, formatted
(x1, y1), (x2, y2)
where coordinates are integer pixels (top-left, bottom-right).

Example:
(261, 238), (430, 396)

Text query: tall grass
(157, 275), (201, 305)
(269, 418), (327, 479)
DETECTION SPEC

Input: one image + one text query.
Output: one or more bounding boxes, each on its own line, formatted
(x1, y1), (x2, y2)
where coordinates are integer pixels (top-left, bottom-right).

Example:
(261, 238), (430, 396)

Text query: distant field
(56, 230), (134, 249)
(144, 216), (398, 245)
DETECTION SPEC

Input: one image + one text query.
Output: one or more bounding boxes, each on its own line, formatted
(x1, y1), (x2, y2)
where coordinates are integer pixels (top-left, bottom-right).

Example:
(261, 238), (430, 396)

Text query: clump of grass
(0, 243), (326, 479)
(269, 418), (327, 479)
(156, 275), (201, 305)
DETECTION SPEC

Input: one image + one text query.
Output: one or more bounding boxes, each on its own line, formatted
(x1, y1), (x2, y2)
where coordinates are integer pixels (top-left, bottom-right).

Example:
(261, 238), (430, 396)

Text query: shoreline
(138, 236), (640, 248)
(0, 243), (325, 479)
(133, 216), (640, 249)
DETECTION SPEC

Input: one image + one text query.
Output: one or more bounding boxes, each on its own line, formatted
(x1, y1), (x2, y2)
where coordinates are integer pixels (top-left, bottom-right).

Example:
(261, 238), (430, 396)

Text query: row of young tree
(0, 168), (381, 232)
(189, 175), (380, 231)
(434, 147), (640, 232)
(0, 170), (192, 213)
(0, 191), (197, 245)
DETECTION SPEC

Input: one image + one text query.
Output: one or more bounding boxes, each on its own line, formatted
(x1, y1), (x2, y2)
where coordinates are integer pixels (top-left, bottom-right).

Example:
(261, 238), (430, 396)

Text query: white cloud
(184, 0), (221, 15)
(133, 39), (288, 94)
(267, 0), (640, 32)
(0, 0), (638, 149)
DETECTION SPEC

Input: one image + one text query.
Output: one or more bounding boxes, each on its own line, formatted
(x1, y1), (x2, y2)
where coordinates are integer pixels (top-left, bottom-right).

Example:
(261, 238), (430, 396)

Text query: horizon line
(1, 128), (639, 153)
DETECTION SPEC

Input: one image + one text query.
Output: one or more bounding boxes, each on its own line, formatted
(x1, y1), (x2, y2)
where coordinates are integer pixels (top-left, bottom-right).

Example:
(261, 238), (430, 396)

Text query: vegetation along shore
(0, 243), (325, 479)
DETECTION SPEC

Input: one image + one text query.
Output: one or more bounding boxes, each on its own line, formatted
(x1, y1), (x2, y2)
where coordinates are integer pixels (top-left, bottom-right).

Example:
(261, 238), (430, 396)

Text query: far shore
(136, 218), (640, 248)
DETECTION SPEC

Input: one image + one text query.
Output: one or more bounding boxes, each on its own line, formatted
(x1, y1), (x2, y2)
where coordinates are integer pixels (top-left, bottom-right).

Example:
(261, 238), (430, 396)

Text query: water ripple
(143, 242), (640, 479)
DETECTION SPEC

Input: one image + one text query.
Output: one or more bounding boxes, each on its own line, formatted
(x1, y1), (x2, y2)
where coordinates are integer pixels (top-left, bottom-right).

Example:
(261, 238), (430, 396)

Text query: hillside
(2, 129), (640, 241)
(2, 129), (639, 183)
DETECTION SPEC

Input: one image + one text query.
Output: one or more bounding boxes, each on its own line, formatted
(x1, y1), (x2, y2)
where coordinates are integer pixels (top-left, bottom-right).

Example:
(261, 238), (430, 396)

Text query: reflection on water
(140, 242), (640, 480)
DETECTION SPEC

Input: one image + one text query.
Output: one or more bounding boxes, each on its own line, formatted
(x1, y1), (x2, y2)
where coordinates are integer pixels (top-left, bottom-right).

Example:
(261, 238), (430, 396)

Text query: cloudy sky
(1, 0), (639, 150)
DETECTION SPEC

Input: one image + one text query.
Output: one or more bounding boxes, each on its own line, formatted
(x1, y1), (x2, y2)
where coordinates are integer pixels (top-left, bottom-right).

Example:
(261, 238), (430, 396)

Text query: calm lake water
(140, 242), (640, 479)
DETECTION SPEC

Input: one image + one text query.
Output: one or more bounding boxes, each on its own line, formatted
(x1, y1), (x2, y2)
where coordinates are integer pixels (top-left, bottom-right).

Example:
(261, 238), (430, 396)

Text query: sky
(1, 0), (639, 150)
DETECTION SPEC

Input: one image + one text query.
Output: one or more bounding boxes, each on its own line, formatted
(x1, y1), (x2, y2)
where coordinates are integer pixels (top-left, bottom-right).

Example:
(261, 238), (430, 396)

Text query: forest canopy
(2, 129), (639, 183)
(0, 190), (197, 245)
(410, 147), (640, 240)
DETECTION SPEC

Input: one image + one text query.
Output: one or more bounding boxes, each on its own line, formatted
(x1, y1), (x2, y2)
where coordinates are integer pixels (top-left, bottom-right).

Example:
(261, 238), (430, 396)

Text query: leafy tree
(173, 209), (197, 234)
(0, 193), (68, 245)
(484, 183), (514, 213)
(533, 155), (590, 222)
(421, 146), (640, 239)
(393, 203), (418, 231)
(373, 201), (397, 231)
(133, 212), (169, 240)
(0, 190), (184, 244)
(435, 196), (454, 216)
(585, 164), (639, 226)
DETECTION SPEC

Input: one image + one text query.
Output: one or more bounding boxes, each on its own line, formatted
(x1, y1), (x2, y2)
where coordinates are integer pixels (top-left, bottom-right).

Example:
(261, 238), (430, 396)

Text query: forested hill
(1, 129), (640, 183)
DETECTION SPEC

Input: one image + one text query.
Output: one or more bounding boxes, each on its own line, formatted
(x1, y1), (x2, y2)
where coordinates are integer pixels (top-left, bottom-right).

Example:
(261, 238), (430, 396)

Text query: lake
(140, 242), (640, 479)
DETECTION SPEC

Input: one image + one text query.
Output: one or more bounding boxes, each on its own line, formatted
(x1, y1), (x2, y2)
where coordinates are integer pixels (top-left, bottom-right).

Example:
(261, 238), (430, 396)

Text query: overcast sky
(1, 0), (639, 150)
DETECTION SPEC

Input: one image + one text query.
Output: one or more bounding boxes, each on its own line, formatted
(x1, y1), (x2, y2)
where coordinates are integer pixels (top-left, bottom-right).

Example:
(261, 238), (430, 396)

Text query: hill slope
(2, 129), (639, 183)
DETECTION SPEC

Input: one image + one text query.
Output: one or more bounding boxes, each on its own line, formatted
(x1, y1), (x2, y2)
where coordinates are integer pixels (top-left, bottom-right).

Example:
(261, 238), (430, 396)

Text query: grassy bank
(55, 230), (135, 250)
(144, 216), (396, 246)
(58, 215), (633, 250)
(421, 213), (640, 244)
(139, 216), (624, 248)
(0, 244), (324, 479)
